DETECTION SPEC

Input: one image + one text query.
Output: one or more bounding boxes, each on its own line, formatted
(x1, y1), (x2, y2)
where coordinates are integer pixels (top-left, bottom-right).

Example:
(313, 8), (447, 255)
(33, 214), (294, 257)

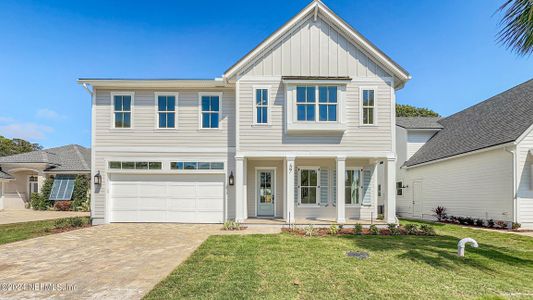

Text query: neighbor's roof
(405, 79), (533, 167)
(396, 117), (443, 130)
(0, 144), (91, 172)
(0, 169), (13, 180)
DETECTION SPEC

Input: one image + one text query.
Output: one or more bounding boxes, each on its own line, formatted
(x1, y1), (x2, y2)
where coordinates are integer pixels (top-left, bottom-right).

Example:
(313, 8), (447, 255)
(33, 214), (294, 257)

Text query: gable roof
(396, 117), (443, 130)
(223, 0), (410, 87)
(405, 79), (533, 167)
(0, 144), (91, 172)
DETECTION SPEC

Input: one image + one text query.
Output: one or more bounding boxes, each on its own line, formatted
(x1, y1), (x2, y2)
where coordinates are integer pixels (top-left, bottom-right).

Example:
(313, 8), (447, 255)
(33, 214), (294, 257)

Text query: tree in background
(396, 104), (440, 117)
(496, 0), (533, 56)
(0, 136), (43, 157)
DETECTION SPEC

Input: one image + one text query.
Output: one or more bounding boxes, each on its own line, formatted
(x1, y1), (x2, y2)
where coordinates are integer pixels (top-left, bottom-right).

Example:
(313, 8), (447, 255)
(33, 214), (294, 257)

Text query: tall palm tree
(496, 0), (533, 56)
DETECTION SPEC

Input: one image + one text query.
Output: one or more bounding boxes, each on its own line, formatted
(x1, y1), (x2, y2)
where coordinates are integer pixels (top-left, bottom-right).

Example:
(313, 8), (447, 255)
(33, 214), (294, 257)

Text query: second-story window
(201, 95), (220, 129)
(319, 86), (337, 121)
(296, 86), (316, 121)
(255, 88), (269, 124)
(157, 94), (176, 128)
(113, 94), (132, 128)
(362, 89), (375, 125)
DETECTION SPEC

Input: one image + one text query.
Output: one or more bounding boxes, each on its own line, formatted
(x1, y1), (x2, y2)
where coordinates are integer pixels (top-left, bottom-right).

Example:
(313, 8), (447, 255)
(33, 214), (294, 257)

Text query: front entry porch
(234, 155), (396, 224)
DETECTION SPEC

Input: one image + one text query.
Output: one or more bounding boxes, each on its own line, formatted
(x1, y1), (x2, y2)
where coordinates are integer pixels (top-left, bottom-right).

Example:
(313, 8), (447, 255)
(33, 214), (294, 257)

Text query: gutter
(504, 146), (518, 223)
(81, 83), (93, 96)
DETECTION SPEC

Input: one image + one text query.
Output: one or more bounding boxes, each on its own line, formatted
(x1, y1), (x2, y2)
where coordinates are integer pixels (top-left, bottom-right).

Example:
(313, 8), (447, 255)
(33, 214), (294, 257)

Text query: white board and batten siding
(92, 88), (236, 224)
(517, 128), (533, 228)
(237, 13), (395, 153)
(397, 148), (514, 222)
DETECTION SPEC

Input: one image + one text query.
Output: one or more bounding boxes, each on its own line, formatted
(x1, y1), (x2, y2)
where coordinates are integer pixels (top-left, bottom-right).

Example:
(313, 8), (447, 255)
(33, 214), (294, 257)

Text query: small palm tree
(496, 0), (533, 56)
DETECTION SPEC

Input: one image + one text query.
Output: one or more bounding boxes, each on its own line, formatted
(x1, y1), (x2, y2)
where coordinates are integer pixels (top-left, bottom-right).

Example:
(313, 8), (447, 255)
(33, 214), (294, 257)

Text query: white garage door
(110, 174), (224, 223)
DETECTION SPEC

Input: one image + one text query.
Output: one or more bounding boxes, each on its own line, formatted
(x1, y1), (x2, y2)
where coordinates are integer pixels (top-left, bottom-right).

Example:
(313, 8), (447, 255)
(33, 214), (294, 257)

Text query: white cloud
(36, 108), (66, 120)
(0, 123), (54, 140)
(0, 117), (15, 123)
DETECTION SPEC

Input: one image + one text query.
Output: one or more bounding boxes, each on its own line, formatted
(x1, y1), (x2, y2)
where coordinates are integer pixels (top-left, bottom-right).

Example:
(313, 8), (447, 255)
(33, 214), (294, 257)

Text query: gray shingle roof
(396, 117), (443, 129)
(406, 79), (533, 167)
(0, 169), (13, 180)
(0, 144), (91, 172)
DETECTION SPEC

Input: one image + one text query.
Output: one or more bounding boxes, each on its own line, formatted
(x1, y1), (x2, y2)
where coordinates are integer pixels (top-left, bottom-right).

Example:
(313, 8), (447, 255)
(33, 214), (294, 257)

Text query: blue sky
(0, 0), (531, 148)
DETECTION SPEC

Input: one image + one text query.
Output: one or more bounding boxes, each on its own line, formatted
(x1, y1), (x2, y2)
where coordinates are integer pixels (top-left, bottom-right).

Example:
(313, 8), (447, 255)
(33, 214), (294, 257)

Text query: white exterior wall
(517, 127), (533, 229)
(407, 131), (436, 159)
(397, 148), (514, 222)
(92, 88), (236, 223)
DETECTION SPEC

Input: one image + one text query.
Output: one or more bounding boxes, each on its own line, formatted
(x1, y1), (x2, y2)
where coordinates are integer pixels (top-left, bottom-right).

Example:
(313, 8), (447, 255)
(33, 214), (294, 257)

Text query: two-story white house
(79, 0), (410, 225)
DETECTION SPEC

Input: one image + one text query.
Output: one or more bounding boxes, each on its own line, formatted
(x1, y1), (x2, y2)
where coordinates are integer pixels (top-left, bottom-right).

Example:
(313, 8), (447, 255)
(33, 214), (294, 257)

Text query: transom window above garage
(108, 161), (162, 170)
(170, 161), (224, 170)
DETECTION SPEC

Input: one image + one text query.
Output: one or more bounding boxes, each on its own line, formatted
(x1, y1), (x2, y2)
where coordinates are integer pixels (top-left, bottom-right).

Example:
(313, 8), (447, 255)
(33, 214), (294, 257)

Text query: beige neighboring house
(395, 80), (533, 229)
(79, 0), (411, 225)
(0, 144), (91, 210)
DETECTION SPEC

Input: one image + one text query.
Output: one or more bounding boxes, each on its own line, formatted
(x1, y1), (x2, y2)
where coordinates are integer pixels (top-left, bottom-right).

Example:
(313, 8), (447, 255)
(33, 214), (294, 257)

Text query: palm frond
(496, 0), (533, 56)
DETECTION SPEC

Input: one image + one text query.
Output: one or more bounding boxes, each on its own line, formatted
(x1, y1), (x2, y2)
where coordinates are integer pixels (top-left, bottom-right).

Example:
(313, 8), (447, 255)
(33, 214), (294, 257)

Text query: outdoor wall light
(94, 171), (102, 185)
(228, 171), (235, 186)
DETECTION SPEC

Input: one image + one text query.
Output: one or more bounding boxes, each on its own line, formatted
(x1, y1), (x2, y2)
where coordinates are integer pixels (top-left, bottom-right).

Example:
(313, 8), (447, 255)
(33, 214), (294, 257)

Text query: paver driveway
(0, 223), (280, 299)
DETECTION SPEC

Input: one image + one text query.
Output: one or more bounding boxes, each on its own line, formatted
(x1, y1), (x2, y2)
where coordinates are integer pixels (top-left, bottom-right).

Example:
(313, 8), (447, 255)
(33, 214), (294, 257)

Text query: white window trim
(294, 85), (340, 124)
(27, 175), (39, 197)
(359, 87), (377, 126)
(254, 167), (277, 217)
(154, 92), (179, 130)
(110, 92), (135, 129)
(198, 92), (223, 130)
(345, 167), (363, 207)
(297, 166), (321, 207)
(252, 85), (271, 126)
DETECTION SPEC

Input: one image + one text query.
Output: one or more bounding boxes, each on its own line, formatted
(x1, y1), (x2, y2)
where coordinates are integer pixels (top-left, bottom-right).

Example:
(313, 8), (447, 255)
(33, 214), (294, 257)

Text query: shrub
(432, 206), (447, 222)
(223, 220), (241, 231)
(41, 177), (54, 201)
(512, 222), (521, 230)
(71, 175), (90, 211)
(30, 193), (46, 210)
(329, 224), (339, 235)
(369, 224), (379, 235)
(419, 224), (436, 236)
(354, 224), (363, 235)
(465, 217), (475, 226)
(487, 219), (495, 228)
(457, 217), (468, 225)
(496, 220), (508, 229)
(404, 223), (419, 235)
(388, 223), (400, 235)
(54, 217), (88, 229)
(304, 225), (315, 237)
(54, 201), (72, 211)
(448, 216), (459, 224)
(475, 219), (484, 227)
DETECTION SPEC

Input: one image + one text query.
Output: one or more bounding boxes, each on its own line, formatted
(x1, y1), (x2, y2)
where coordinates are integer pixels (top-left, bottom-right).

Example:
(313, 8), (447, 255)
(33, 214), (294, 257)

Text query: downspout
(504, 146), (517, 223)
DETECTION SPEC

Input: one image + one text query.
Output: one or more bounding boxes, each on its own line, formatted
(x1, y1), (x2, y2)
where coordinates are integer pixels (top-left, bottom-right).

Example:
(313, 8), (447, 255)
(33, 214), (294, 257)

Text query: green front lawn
(145, 221), (533, 299)
(0, 217), (90, 245)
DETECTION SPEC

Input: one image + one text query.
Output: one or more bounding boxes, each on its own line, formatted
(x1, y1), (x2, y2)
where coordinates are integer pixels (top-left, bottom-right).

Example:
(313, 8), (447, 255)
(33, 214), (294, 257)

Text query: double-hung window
(113, 94), (132, 128)
(201, 94), (220, 129)
(157, 94), (176, 128)
(296, 86), (316, 121)
(361, 89), (375, 125)
(299, 168), (319, 205)
(319, 86), (337, 121)
(345, 169), (361, 205)
(255, 88), (269, 124)
(297, 86), (338, 122)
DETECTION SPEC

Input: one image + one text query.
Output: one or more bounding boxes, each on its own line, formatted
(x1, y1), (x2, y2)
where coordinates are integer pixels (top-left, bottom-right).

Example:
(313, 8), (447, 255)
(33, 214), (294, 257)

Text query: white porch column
(384, 157), (397, 223)
(336, 156), (346, 224)
(235, 156), (245, 222)
(285, 156), (295, 223)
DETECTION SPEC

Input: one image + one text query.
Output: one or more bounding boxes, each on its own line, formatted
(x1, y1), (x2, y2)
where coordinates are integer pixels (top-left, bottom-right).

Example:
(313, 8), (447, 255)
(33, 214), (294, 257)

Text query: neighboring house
(395, 79), (533, 229)
(79, 0), (410, 225)
(0, 144), (91, 210)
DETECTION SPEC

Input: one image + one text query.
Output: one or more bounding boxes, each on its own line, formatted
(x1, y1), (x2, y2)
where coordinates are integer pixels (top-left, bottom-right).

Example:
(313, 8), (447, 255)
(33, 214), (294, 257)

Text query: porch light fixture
(228, 171), (235, 186)
(94, 171), (102, 186)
